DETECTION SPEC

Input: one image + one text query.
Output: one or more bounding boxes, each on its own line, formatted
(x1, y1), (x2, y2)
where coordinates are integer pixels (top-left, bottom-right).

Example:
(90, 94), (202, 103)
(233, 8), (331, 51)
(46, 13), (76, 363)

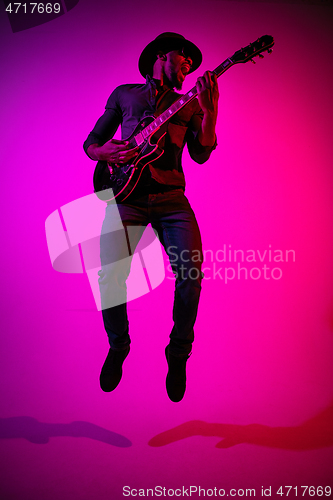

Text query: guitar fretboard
(134, 34), (274, 144)
(140, 58), (235, 140)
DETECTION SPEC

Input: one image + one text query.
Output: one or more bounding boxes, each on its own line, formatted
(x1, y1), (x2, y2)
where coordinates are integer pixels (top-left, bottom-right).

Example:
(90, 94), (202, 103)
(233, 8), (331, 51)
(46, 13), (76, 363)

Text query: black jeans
(98, 189), (203, 356)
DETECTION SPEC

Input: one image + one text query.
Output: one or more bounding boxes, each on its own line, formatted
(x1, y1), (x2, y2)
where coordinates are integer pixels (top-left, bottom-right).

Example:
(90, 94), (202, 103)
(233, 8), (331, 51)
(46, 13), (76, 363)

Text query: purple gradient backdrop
(1, 0), (333, 498)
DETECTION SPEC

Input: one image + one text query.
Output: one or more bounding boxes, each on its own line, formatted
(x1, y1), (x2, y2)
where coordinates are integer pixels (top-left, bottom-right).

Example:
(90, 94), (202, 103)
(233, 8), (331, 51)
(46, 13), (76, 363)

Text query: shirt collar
(146, 75), (171, 93)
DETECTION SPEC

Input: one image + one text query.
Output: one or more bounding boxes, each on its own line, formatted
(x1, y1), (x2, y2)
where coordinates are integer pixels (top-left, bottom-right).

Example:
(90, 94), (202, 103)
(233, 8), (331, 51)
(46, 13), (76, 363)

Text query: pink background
(0, 0), (332, 498)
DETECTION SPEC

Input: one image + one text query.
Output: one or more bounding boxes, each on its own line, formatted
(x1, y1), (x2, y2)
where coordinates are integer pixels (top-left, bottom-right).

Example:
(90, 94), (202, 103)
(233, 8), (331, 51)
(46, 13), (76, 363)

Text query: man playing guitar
(84, 32), (219, 402)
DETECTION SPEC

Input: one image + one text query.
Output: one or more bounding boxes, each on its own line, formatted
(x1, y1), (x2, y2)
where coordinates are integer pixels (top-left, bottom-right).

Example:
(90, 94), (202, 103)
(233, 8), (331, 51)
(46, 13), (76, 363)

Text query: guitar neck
(138, 34), (274, 142)
(140, 58), (235, 141)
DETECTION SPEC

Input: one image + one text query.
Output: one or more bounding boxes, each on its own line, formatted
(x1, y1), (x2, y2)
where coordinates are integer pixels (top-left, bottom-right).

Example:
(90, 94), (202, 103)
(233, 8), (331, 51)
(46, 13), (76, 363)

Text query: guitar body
(93, 116), (167, 202)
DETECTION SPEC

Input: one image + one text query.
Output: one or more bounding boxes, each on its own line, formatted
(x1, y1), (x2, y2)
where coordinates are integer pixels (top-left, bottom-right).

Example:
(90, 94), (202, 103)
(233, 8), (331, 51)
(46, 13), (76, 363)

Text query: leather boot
(165, 345), (190, 402)
(100, 346), (130, 392)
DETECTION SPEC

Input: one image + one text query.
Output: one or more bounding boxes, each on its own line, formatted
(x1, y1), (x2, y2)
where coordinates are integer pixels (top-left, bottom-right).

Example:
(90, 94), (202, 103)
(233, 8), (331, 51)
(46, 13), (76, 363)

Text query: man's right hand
(87, 140), (140, 164)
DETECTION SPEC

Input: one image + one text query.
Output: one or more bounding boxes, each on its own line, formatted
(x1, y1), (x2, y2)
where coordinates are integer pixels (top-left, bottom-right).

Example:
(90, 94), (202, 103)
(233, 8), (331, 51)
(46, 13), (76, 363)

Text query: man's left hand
(196, 71), (219, 117)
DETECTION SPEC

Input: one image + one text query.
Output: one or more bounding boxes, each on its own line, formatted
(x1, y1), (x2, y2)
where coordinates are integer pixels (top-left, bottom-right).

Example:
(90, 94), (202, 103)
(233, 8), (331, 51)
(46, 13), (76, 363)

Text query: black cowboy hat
(138, 32), (202, 78)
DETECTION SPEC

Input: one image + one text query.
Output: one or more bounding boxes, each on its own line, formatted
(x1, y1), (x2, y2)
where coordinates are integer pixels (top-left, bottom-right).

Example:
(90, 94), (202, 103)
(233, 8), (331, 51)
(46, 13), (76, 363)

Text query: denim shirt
(83, 76), (216, 188)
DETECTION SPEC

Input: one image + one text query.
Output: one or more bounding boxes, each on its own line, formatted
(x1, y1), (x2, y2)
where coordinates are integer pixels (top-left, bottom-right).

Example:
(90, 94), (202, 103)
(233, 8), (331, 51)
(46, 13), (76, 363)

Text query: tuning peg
(267, 49), (273, 54)
(250, 58), (256, 64)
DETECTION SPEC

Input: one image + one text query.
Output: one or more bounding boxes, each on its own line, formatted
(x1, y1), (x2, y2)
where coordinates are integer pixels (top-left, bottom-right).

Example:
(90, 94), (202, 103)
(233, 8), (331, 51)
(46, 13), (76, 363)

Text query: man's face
(162, 49), (193, 90)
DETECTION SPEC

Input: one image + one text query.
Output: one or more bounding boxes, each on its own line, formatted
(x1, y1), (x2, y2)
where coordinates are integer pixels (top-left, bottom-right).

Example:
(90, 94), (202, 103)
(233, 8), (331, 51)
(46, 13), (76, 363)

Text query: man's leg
(151, 190), (203, 401)
(98, 199), (148, 391)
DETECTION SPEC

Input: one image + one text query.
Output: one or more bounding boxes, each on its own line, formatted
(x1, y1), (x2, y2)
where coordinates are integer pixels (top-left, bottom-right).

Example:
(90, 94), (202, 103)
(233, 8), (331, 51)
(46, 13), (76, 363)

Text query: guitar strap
(155, 88), (172, 114)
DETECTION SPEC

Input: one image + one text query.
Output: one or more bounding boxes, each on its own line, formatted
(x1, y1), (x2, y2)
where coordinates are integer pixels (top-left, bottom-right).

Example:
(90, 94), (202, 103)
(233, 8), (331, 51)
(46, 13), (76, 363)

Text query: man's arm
(84, 87), (140, 164)
(196, 71), (219, 148)
(87, 140), (139, 164)
(84, 87), (132, 161)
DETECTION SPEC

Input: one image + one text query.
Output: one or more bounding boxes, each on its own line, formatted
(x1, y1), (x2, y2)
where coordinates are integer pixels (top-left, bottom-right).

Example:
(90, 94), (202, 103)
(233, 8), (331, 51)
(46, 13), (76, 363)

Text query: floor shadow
(149, 401), (333, 450)
(0, 417), (132, 447)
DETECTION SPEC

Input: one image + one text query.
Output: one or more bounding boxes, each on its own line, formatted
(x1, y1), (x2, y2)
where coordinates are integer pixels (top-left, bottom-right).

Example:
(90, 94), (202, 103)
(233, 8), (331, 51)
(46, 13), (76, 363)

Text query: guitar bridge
(124, 164), (135, 174)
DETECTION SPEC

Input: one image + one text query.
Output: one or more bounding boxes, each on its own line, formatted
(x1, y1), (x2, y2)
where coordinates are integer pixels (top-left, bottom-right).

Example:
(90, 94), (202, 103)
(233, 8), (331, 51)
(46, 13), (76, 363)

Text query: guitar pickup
(134, 132), (144, 145)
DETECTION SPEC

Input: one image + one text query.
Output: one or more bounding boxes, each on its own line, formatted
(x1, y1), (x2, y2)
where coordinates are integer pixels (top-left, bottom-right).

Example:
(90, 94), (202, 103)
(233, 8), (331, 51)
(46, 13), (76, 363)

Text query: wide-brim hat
(139, 32), (202, 78)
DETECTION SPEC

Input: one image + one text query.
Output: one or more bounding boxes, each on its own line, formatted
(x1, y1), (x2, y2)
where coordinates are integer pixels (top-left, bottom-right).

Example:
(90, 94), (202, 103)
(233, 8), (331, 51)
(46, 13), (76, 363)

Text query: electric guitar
(93, 35), (274, 202)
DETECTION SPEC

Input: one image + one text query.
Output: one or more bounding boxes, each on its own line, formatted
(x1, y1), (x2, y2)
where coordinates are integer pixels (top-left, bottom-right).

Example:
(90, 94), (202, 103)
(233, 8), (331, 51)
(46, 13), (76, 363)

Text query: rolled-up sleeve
(186, 102), (217, 164)
(83, 87), (122, 158)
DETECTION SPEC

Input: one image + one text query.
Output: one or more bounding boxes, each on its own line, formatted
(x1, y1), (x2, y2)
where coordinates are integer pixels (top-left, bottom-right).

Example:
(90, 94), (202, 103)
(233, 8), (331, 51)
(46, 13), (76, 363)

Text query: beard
(164, 70), (183, 91)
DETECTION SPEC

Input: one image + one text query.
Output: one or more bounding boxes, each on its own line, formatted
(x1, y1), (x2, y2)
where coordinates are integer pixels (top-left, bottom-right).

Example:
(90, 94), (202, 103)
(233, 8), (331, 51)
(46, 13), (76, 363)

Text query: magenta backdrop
(1, 0), (333, 498)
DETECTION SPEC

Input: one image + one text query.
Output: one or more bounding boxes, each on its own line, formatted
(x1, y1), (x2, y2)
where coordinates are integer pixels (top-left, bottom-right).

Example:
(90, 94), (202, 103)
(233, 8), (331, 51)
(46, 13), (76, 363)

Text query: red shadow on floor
(149, 401), (333, 450)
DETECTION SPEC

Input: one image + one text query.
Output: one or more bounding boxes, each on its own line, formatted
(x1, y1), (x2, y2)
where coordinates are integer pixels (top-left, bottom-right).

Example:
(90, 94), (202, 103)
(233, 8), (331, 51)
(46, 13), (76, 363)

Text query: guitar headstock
(231, 35), (274, 64)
